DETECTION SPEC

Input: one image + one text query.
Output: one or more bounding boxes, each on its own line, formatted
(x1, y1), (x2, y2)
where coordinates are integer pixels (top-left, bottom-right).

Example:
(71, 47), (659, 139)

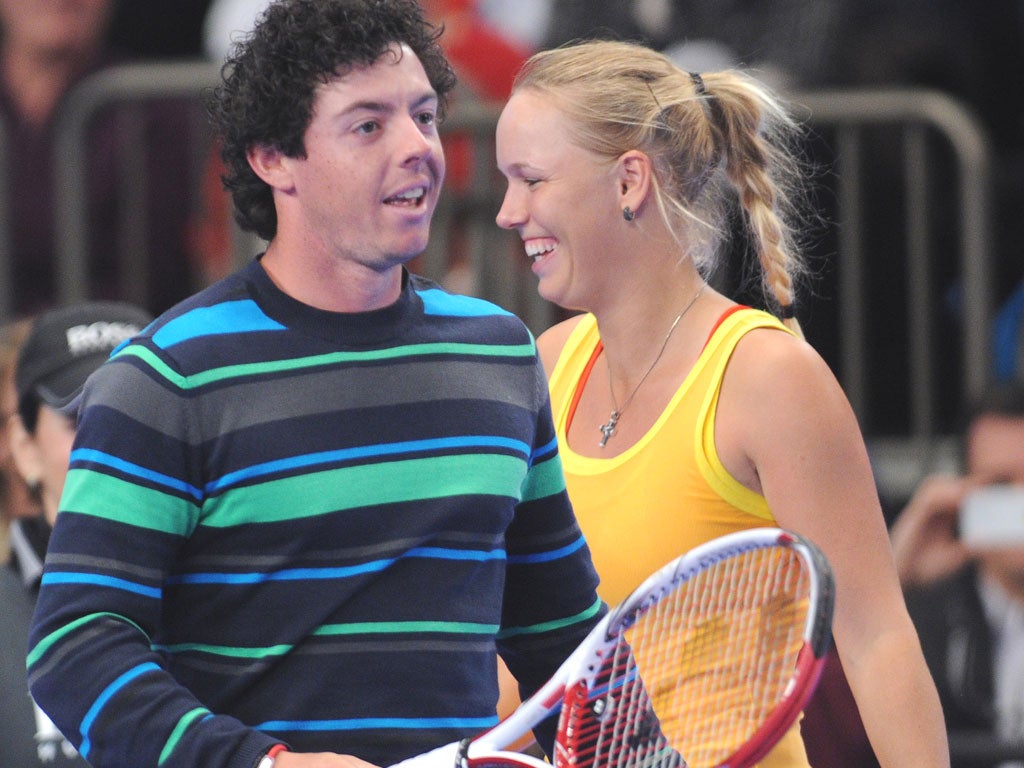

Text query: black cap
(15, 301), (153, 410)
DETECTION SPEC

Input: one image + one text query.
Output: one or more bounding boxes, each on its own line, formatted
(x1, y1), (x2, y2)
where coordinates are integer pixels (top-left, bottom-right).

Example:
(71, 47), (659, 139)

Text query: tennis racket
(393, 527), (834, 768)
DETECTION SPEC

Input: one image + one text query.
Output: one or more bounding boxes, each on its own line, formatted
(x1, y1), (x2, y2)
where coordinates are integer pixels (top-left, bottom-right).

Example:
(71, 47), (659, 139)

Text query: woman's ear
(8, 413), (42, 491)
(617, 150), (653, 217)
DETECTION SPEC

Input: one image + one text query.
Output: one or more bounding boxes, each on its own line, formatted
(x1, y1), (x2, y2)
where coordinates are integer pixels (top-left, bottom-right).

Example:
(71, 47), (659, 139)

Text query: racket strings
(557, 643), (681, 768)
(556, 544), (811, 768)
(672, 547), (809, 767)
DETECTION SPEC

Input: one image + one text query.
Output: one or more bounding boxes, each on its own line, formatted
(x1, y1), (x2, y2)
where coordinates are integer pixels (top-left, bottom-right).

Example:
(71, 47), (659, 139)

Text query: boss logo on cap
(66, 322), (142, 356)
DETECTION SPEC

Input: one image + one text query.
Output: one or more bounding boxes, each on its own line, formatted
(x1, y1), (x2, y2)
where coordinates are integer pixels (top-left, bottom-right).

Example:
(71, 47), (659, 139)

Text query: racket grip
(388, 740), (464, 768)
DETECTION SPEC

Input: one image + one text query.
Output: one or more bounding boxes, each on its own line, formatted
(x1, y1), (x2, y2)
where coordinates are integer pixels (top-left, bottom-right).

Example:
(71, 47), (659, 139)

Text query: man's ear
(617, 150), (654, 216)
(8, 413), (42, 490)
(246, 143), (296, 192)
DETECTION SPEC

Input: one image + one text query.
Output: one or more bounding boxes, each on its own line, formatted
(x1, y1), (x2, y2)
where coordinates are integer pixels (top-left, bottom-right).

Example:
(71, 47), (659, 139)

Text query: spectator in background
(0, 318), (39, 563)
(0, 301), (151, 767)
(889, 383), (1024, 758)
(0, 0), (204, 316)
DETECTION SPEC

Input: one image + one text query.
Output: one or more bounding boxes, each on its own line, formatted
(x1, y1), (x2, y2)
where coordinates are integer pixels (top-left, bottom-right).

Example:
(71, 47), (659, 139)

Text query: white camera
(959, 485), (1024, 547)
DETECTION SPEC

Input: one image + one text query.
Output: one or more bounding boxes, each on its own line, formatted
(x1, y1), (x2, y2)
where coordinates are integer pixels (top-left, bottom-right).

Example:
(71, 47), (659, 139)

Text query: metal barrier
(2, 64), (996, 483)
(52, 60), (226, 309)
(789, 88), (993, 433)
(784, 88), (994, 499)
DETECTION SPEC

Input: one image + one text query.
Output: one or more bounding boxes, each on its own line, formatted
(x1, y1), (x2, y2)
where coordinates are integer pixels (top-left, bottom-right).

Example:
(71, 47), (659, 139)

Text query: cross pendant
(599, 411), (620, 447)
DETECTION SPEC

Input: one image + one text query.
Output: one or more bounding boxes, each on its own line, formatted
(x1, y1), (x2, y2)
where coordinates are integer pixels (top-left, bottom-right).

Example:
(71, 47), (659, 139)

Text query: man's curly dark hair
(207, 0), (457, 241)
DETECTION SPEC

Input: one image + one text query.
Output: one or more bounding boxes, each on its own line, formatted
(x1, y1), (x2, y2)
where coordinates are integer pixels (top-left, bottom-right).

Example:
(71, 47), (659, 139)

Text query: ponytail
(511, 40), (813, 333)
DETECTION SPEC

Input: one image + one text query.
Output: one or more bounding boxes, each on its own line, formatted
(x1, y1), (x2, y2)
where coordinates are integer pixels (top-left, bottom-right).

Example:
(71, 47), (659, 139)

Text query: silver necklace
(599, 283), (705, 447)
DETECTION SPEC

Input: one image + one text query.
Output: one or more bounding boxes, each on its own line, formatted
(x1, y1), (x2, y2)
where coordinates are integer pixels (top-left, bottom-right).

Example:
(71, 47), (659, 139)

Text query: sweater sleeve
(495, 354), (606, 750)
(26, 348), (281, 768)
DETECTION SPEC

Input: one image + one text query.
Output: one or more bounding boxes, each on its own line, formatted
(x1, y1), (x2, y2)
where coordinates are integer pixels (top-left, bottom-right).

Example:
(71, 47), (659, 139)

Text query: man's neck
(259, 243), (406, 314)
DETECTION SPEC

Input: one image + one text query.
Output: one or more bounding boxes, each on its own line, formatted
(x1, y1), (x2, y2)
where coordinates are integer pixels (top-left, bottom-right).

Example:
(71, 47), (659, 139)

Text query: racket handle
(388, 740), (463, 768)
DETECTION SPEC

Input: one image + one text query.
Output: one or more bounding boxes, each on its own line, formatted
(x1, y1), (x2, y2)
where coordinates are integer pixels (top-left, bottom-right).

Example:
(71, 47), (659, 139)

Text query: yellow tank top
(548, 307), (811, 768)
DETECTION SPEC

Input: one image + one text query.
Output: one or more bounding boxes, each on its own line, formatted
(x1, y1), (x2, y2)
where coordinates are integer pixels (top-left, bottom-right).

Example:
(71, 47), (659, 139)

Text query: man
(1, 301), (151, 767)
(26, 3), (604, 768)
(890, 383), (1024, 762)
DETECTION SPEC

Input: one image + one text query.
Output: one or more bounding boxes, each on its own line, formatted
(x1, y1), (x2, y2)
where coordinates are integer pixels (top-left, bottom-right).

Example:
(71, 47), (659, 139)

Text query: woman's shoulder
(732, 320), (827, 375)
(724, 320), (853, 441)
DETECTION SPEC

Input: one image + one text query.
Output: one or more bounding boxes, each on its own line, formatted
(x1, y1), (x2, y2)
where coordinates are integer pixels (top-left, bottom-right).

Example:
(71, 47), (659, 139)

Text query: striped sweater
(28, 262), (603, 768)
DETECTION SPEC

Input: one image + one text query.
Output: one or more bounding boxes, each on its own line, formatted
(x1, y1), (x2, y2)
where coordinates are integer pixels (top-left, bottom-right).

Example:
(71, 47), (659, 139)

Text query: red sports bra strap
(565, 340), (603, 433)
(702, 305), (749, 352)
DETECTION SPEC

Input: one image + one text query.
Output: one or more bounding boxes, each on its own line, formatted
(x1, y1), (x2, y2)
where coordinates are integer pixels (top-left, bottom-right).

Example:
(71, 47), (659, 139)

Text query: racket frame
(465, 527), (834, 768)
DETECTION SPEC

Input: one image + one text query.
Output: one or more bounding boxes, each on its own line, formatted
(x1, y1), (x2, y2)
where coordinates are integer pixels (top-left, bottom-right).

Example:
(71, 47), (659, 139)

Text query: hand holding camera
(891, 474), (1024, 589)
(889, 474), (973, 588)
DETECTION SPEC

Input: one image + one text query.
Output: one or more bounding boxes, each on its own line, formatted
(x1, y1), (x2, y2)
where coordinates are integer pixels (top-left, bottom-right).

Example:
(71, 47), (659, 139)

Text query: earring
(622, 206), (636, 222)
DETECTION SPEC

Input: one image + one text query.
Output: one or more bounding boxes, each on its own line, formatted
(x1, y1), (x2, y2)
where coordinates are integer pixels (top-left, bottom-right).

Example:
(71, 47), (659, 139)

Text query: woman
(494, 40), (948, 767)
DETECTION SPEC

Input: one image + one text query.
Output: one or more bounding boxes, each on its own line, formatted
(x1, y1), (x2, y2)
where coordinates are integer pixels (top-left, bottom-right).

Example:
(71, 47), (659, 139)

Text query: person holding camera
(890, 383), (1024, 756)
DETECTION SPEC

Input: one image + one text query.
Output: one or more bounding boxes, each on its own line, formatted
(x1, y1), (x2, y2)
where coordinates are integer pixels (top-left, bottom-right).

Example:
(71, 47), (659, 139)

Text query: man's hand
(274, 740), (461, 768)
(889, 474), (973, 587)
(276, 752), (380, 768)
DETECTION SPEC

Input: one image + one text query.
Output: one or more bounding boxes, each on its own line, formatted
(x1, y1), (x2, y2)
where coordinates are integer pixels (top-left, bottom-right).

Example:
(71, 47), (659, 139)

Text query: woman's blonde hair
(511, 39), (811, 334)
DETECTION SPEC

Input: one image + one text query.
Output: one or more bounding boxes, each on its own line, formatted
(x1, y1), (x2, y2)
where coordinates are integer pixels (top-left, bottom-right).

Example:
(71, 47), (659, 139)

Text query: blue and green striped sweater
(28, 262), (604, 768)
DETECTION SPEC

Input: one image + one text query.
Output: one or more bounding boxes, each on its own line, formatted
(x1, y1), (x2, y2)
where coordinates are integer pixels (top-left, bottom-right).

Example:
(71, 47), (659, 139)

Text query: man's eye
(525, 178), (542, 187)
(416, 111), (437, 126)
(356, 120), (380, 135)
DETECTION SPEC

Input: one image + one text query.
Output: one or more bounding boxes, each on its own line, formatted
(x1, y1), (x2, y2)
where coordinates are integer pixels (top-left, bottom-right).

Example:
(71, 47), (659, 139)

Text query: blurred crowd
(3, 0), (1023, 333)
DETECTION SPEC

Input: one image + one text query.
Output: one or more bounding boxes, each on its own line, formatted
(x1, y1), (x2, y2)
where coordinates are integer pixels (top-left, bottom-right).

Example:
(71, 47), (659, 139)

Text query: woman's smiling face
(495, 88), (621, 311)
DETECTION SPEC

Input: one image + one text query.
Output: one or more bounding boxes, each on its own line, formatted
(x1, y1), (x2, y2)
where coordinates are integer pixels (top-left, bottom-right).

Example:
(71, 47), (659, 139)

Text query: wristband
(256, 744), (288, 768)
